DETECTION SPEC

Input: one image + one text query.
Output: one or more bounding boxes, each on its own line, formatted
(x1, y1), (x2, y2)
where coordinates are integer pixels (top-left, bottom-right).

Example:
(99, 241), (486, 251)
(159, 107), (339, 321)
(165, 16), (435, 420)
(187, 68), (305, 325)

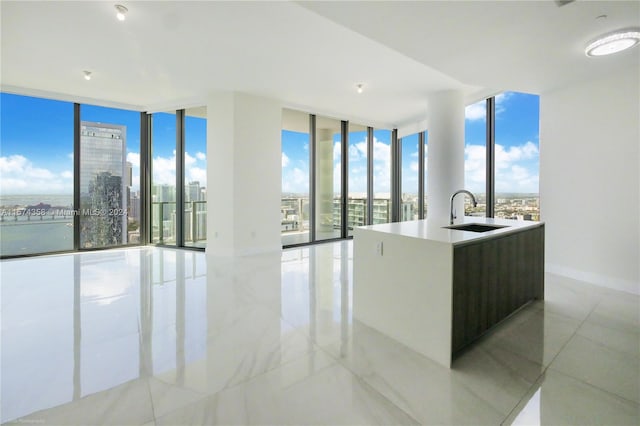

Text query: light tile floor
(1, 242), (638, 425)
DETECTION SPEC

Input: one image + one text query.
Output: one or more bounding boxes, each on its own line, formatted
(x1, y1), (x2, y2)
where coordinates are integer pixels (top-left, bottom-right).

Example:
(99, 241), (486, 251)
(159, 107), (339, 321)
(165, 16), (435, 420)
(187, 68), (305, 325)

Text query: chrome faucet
(450, 190), (477, 224)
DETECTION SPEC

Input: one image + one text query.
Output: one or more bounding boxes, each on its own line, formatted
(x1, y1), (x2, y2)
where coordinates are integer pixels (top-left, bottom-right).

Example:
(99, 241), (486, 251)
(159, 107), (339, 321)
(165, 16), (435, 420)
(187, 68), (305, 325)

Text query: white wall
(426, 90), (466, 222)
(540, 66), (639, 295)
(206, 92), (282, 256)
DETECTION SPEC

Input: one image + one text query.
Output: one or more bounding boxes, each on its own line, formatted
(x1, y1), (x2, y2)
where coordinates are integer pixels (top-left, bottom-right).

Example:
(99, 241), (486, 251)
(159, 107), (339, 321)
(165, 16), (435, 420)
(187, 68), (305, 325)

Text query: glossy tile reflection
(1, 243), (639, 425)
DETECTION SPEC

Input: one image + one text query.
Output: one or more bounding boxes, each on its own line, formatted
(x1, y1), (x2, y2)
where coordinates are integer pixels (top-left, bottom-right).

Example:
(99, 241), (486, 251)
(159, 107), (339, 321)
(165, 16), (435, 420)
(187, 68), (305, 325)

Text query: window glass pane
(424, 131), (429, 218)
(372, 129), (391, 224)
(80, 105), (140, 248)
(464, 99), (487, 217)
(347, 123), (367, 236)
(0, 93), (74, 256)
(281, 109), (310, 245)
(151, 112), (177, 245)
(315, 116), (341, 240)
(401, 133), (419, 221)
(495, 92), (540, 221)
(184, 108), (207, 248)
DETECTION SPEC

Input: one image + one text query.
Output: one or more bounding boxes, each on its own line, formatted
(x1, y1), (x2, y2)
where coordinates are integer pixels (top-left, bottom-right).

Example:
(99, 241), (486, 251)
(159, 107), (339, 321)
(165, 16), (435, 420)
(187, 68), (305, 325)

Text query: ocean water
(0, 194), (73, 255)
(1, 221), (73, 256)
(0, 194), (73, 208)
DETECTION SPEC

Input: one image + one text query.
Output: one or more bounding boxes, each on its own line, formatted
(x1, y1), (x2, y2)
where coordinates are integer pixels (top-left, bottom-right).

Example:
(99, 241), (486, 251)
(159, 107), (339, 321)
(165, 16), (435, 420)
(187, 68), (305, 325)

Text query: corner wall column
(205, 91), (282, 256)
(426, 90), (465, 222)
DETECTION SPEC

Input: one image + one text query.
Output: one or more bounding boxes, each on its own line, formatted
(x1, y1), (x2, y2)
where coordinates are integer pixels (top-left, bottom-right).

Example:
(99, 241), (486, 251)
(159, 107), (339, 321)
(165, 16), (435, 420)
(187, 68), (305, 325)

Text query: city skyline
(0, 93), (207, 196)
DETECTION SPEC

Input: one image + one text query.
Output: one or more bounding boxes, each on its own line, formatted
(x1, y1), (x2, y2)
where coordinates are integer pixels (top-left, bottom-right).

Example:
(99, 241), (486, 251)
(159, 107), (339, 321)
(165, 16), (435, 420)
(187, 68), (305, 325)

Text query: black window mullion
(486, 97), (496, 218)
(366, 127), (374, 225)
(309, 114), (316, 242)
(391, 129), (400, 222)
(176, 110), (185, 246)
(73, 103), (81, 250)
(341, 121), (348, 238)
(140, 112), (150, 245)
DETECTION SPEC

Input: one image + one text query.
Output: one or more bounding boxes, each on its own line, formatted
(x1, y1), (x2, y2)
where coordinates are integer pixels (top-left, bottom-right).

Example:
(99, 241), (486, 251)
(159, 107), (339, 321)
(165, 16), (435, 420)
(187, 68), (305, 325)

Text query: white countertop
(356, 216), (543, 246)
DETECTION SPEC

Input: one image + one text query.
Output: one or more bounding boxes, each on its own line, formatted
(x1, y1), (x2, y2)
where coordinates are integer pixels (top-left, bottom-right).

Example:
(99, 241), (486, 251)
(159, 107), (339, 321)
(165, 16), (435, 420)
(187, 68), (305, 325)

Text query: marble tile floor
(1, 242), (638, 425)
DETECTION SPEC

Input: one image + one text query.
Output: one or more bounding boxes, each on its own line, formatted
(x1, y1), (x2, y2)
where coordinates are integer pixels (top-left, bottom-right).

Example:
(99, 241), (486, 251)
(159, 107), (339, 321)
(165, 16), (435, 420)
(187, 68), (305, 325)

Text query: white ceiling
(2, 1), (639, 129)
(300, 0), (640, 94)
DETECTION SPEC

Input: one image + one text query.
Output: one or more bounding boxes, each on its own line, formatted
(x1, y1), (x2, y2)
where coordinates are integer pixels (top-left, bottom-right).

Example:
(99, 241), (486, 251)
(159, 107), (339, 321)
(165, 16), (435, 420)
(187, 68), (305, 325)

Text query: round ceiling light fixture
(83, 70), (92, 81)
(356, 83), (364, 94)
(585, 28), (640, 57)
(115, 4), (128, 21)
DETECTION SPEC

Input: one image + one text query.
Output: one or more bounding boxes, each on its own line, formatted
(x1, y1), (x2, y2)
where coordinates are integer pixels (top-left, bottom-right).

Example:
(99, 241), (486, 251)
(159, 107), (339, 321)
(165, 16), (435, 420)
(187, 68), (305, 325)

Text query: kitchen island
(353, 217), (544, 368)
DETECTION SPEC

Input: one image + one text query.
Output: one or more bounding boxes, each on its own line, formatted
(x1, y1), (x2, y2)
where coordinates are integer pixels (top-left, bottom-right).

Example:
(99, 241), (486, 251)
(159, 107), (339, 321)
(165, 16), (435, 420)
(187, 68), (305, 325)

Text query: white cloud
(196, 152), (206, 161)
(152, 152), (177, 186)
(126, 152), (140, 166)
(184, 151), (197, 167)
(465, 92), (514, 122)
(465, 102), (486, 121)
(464, 145), (487, 192)
(349, 135), (368, 163)
(495, 141), (538, 168)
(282, 167), (308, 193)
(372, 138), (391, 193)
(0, 155), (71, 194)
(187, 167), (206, 184)
(61, 171), (73, 179)
(495, 91), (513, 105)
(282, 152), (290, 168)
(333, 141), (342, 160)
(464, 141), (539, 193)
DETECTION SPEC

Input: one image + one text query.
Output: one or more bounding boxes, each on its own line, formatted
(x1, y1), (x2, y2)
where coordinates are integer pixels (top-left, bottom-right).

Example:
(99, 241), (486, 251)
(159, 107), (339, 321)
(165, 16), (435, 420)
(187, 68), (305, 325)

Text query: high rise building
(186, 181), (201, 202)
(80, 122), (128, 248)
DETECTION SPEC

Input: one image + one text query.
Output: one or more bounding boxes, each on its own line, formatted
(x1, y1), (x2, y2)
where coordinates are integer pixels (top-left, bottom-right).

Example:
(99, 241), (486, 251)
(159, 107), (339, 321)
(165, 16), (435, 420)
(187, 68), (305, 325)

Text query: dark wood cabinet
(451, 225), (544, 355)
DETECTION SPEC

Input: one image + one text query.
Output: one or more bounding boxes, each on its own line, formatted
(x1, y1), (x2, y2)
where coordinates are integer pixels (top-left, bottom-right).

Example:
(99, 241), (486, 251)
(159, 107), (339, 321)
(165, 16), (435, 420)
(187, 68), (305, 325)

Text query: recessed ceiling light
(115, 4), (128, 21)
(356, 83), (364, 94)
(585, 28), (640, 57)
(83, 71), (92, 81)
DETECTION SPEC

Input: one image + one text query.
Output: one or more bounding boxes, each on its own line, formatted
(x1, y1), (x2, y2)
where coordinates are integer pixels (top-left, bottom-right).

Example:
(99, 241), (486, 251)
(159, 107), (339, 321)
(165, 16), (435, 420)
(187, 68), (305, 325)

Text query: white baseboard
(546, 263), (639, 296)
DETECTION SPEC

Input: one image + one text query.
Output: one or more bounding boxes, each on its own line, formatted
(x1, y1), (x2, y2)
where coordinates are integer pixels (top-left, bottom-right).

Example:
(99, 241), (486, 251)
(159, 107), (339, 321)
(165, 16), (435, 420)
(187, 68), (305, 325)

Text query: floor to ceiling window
(372, 129), (392, 224)
(400, 132), (420, 221)
(464, 99), (488, 217)
(423, 131), (428, 218)
(183, 108), (207, 248)
(79, 105), (141, 249)
(151, 112), (177, 245)
(0, 92), (208, 257)
(464, 93), (540, 221)
(494, 92), (540, 220)
(0, 93), (74, 256)
(347, 123), (367, 235)
(281, 109), (311, 246)
(315, 116), (342, 241)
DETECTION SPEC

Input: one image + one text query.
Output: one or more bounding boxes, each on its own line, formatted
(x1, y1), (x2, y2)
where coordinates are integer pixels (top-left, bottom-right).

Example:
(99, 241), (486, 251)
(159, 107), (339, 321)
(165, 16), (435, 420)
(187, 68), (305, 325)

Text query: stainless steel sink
(444, 223), (508, 233)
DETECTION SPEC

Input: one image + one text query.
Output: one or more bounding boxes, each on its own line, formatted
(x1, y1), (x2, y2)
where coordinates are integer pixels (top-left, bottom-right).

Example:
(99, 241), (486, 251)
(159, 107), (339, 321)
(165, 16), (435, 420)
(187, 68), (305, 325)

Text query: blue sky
(464, 92), (540, 193)
(282, 91), (540, 195)
(1, 91), (538, 197)
(0, 93), (207, 195)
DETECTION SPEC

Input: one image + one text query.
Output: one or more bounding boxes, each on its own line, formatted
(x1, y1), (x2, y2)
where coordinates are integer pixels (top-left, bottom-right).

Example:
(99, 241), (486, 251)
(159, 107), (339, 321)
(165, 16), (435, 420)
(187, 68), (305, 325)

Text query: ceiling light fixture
(356, 83), (364, 94)
(585, 28), (640, 57)
(115, 4), (128, 21)
(83, 71), (92, 81)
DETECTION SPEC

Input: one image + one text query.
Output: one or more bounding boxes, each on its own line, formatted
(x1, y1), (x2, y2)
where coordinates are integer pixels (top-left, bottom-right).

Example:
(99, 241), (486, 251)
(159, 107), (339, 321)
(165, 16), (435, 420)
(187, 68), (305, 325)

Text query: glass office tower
(80, 122), (129, 248)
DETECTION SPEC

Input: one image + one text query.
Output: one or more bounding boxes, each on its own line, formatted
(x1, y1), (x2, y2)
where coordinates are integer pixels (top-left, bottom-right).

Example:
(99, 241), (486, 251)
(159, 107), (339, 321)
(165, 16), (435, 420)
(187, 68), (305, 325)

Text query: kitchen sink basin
(444, 223), (508, 233)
